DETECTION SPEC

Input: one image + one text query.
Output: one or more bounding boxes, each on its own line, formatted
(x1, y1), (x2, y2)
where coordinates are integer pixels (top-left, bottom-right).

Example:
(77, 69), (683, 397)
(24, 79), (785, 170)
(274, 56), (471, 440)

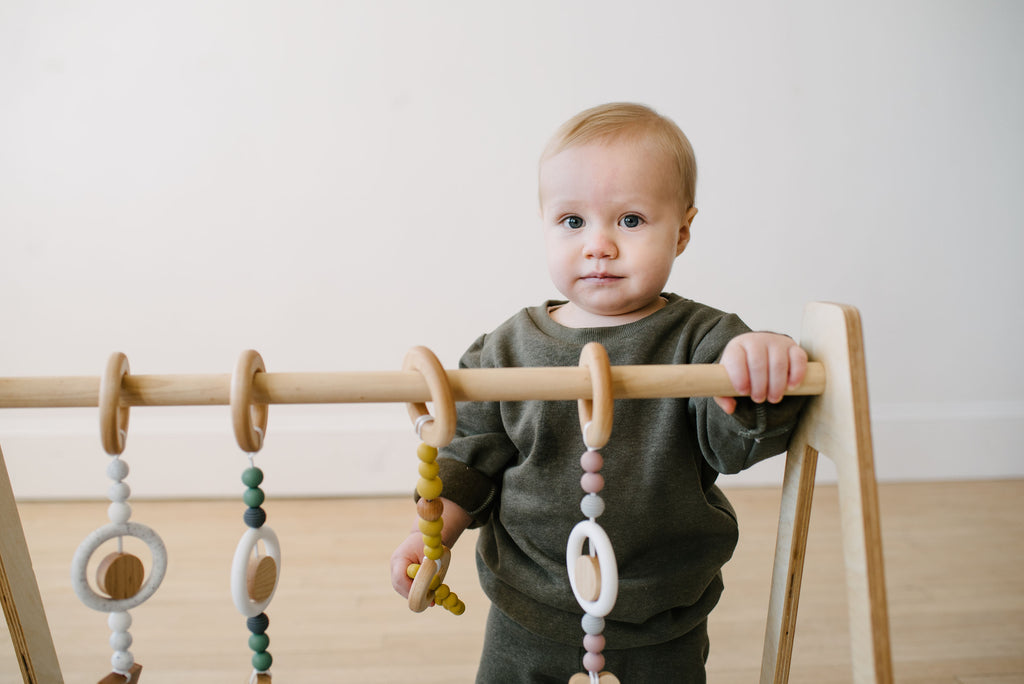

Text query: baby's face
(539, 138), (691, 327)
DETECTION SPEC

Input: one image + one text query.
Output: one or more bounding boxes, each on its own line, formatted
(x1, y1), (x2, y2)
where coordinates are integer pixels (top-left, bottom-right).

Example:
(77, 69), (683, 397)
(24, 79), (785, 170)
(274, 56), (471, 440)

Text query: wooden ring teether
(402, 346), (456, 448)
(231, 350), (268, 453)
(578, 343), (613, 450)
(99, 352), (131, 455)
(408, 546), (451, 613)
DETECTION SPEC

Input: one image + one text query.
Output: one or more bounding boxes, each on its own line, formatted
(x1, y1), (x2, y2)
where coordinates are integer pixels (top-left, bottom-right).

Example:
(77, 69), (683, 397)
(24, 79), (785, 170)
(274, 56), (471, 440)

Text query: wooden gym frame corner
(0, 301), (892, 683)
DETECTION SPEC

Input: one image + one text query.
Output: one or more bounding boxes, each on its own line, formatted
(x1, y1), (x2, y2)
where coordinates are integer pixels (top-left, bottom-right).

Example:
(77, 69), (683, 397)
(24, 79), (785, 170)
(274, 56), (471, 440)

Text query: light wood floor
(2, 480), (1023, 683)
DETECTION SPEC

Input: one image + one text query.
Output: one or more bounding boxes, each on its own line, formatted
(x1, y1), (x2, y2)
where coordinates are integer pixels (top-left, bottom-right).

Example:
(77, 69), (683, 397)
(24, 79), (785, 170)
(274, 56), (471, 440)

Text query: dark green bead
(249, 633), (270, 652)
(244, 506), (266, 528)
(242, 467), (264, 488)
(252, 650), (273, 671)
(243, 487), (265, 507)
(247, 613), (269, 634)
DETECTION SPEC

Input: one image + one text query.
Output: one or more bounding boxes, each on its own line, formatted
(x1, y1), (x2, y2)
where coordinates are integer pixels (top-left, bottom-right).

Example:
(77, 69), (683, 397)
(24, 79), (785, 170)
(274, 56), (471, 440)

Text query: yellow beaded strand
(408, 442), (465, 615)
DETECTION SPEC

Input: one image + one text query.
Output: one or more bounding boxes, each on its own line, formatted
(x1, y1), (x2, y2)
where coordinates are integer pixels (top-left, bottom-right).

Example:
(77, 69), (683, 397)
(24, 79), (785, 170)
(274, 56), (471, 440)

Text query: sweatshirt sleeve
(431, 333), (519, 527)
(687, 314), (808, 474)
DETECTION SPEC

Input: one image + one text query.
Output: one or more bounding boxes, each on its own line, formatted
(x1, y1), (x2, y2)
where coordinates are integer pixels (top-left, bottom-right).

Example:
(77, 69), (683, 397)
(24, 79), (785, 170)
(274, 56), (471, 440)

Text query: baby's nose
(584, 229), (617, 259)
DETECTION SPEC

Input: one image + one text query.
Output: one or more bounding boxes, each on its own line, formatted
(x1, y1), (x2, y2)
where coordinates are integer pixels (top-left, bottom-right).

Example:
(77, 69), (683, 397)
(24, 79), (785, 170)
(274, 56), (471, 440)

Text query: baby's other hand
(390, 531), (425, 599)
(714, 332), (808, 415)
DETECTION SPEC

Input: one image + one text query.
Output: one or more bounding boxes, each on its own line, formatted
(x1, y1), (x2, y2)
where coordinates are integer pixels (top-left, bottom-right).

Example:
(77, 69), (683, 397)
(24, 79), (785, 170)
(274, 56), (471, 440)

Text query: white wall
(1, 1), (1021, 499)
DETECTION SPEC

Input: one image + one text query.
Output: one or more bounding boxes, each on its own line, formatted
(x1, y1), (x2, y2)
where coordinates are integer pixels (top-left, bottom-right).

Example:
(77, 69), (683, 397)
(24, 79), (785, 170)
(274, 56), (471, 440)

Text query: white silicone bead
(109, 630), (132, 651)
(108, 611), (132, 632)
(107, 502), (132, 524)
(106, 458), (129, 482)
(108, 482), (131, 503)
(111, 650), (134, 671)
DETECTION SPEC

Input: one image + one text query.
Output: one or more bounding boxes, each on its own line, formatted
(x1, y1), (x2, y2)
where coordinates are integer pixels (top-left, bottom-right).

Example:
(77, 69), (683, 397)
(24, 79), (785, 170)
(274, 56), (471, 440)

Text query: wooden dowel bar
(0, 362), (825, 409)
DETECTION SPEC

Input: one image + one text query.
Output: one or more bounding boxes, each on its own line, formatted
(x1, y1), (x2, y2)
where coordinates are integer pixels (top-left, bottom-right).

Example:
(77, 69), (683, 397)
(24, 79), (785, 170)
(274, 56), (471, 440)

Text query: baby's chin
(559, 299), (666, 328)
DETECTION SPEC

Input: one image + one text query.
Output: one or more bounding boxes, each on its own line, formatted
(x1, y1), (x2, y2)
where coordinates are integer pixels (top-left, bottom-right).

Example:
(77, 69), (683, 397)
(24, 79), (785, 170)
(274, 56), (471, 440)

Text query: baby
(391, 102), (807, 683)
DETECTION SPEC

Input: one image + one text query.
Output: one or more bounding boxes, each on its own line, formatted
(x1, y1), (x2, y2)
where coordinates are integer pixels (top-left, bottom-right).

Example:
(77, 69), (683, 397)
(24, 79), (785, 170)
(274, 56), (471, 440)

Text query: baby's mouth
(581, 272), (622, 282)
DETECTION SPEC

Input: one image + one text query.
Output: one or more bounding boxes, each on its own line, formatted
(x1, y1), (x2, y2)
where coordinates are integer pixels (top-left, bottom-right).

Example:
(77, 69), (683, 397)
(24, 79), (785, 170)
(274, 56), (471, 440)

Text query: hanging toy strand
(230, 350), (278, 684)
(72, 352), (166, 684)
(567, 343), (620, 684)
(401, 346), (465, 616)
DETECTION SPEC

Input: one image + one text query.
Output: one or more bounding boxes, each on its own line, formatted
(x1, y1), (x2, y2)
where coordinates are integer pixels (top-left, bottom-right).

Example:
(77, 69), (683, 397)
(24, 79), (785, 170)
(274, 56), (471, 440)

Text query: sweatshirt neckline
(529, 293), (686, 343)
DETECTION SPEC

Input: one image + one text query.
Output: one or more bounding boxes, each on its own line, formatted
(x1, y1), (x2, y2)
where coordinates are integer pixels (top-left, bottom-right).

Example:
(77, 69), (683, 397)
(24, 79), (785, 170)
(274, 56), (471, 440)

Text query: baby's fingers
(741, 342), (771, 404)
(390, 555), (414, 598)
(787, 345), (809, 391)
(389, 532), (423, 599)
(714, 395), (738, 415)
(766, 343), (796, 404)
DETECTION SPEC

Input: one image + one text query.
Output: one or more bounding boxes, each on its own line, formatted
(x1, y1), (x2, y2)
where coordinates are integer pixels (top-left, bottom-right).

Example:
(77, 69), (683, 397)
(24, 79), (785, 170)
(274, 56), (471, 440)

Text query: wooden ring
(409, 546), (451, 613)
(231, 350), (268, 453)
(578, 342), (613, 449)
(402, 346), (456, 448)
(99, 352), (131, 455)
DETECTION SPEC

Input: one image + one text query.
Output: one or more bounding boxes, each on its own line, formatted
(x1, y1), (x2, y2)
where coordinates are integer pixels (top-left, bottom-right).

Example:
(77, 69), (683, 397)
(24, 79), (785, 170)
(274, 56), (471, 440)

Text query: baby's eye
(563, 215), (584, 229)
(620, 214), (643, 228)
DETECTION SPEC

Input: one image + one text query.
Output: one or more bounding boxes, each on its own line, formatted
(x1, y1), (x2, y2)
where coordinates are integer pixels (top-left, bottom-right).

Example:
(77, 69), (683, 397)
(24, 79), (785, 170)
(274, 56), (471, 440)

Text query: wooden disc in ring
(247, 555), (278, 603)
(574, 555), (602, 602)
(97, 551), (145, 600)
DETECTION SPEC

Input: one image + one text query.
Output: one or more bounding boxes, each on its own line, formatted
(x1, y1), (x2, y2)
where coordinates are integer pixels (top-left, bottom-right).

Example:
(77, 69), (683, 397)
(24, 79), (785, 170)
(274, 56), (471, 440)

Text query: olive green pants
(475, 606), (709, 683)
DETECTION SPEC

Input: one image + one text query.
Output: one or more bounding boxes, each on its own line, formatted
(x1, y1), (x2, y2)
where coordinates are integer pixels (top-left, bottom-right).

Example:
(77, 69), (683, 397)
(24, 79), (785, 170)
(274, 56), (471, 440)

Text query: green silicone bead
(243, 487), (265, 507)
(242, 467), (264, 488)
(242, 466), (266, 489)
(252, 650), (273, 671)
(249, 633), (270, 653)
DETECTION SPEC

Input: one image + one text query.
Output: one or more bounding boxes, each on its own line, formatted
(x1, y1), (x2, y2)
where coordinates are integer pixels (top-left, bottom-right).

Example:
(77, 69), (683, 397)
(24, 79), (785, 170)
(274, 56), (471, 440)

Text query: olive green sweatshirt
(437, 294), (805, 648)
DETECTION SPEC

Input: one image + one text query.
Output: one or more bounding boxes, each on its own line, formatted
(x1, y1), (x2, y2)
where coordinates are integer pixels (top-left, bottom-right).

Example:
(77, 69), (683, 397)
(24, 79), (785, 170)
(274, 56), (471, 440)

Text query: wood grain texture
(0, 446), (63, 684)
(762, 303), (892, 683)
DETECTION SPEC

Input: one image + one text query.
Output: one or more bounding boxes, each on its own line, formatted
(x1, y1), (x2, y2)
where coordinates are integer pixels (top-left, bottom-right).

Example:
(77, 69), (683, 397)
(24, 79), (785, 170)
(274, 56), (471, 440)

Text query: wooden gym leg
(761, 441), (818, 683)
(0, 443), (64, 683)
(760, 303), (893, 683)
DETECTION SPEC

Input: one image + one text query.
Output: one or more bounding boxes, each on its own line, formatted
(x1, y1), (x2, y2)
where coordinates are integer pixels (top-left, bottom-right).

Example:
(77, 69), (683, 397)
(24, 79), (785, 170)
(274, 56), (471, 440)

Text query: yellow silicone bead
(450, 601), (466, 615)
(418, 461), (440, 479)
(443, 593), (459, 609)
(434, 584), (450, 601)
(418, 518), (444, 537)
(424, 544), (443, 561)
(406, 563), (420, 579)
(416, 476), (443, 501)
(422, 534), (442, 549)
(417, 443), (438, 463)
(429, 574), (442, 591)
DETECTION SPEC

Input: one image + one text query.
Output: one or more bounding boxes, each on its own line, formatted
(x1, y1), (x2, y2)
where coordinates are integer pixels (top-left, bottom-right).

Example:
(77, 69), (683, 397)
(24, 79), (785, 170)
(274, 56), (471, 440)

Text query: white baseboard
(724, 400), (1024, 486)
(2, 402), (1021, 500)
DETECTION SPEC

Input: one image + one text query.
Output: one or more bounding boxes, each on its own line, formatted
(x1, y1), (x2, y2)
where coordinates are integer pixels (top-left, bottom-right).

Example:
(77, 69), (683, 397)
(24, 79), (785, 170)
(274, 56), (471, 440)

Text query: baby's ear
(676, 207), (698, 255)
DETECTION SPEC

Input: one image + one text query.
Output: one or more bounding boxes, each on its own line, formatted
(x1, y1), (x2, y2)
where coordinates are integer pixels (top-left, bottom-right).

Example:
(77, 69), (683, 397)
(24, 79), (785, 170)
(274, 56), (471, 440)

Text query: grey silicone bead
(581, 613), (605, 635)
(580, 493), (605, 519)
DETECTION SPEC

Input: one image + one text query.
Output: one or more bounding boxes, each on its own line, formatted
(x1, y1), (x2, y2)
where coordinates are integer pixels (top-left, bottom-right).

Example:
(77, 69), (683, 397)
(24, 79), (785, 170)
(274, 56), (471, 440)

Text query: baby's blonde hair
(541, 102), (698, 211)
